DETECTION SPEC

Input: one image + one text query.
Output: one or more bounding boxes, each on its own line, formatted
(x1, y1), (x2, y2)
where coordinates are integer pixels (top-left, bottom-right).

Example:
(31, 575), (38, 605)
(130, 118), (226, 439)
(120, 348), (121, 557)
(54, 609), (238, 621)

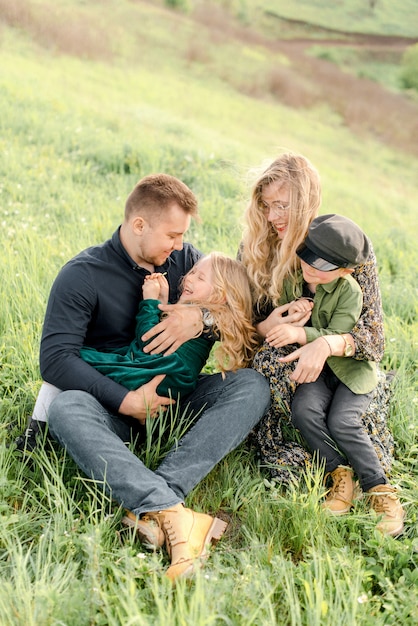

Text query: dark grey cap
(297, 214), (370, 271)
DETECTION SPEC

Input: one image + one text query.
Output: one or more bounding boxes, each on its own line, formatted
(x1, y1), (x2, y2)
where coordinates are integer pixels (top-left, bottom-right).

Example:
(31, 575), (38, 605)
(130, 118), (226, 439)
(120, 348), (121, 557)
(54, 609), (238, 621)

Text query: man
(23, 174), (270, 581)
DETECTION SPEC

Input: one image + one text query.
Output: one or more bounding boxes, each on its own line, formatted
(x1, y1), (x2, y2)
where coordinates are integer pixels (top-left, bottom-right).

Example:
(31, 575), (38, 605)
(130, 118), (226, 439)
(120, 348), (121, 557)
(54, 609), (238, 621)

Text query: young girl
(80, 252), (259, 400)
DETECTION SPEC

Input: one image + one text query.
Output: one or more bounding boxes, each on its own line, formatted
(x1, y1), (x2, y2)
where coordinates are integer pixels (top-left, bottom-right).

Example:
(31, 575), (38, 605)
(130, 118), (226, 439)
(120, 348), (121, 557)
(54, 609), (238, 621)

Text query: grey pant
(291, 365), (387, 491)
(47, 369), (270, 516)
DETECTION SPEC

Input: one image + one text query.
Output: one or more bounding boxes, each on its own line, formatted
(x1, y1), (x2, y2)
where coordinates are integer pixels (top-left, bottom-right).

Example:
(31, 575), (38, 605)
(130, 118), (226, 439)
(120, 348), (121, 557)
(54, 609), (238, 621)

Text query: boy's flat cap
(297, 214), (370, 271)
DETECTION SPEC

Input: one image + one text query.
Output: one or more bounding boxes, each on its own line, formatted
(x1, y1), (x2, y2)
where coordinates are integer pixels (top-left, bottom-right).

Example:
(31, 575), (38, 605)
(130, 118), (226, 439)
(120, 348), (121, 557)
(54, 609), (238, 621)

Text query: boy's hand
(256, 302), (312, 337)
(288, 298), (314, 317)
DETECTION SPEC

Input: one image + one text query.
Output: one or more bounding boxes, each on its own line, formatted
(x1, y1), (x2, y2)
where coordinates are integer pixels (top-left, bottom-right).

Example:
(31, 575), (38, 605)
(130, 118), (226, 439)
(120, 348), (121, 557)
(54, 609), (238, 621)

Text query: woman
(240, 152), (394, 485)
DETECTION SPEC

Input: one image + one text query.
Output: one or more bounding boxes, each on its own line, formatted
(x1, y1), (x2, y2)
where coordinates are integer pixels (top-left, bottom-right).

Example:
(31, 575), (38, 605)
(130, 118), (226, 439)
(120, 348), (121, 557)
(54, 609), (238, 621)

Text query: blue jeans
(47, 369), (270, 516)
(291, 365), (387, 491)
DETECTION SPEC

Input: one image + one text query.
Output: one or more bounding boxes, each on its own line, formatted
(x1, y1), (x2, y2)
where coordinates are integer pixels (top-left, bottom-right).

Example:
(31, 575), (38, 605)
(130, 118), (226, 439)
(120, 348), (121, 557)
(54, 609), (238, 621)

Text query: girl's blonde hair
(241, 152), (321, 310)
(184, 252), (259, 371)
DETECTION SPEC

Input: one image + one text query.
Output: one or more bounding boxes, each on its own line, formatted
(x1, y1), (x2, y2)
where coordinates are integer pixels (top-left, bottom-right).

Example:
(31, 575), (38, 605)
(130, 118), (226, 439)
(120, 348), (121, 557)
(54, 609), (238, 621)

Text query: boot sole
(189, 516), (228, 563)
(166, 516), (228, 581)
(205, 516), (228, 549)
(323, 506), (352, 516)
(376, 509), (406, 537)
(383, 523), (404, 538)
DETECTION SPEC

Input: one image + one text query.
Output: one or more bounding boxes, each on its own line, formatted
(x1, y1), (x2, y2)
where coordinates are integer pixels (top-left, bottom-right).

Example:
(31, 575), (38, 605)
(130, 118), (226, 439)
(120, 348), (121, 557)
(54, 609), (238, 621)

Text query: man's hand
(141, 304), (203, 356)
(118, 375), (175, 425)
(265, 323), (306, 348)
(278, 338), (329, 384)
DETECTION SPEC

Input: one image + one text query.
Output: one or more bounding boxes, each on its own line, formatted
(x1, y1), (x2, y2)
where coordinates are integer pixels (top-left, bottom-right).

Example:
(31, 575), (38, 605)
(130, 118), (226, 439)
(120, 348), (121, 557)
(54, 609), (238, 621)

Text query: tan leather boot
(149, 503), (228, 581)
(121, 510), (165, 550)
(367, 484), (405, 537)
(322, 466), (357, 515)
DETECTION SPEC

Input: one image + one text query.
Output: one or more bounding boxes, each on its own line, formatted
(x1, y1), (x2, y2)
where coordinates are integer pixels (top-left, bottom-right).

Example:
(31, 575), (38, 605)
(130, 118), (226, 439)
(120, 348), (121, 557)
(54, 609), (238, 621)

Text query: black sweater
(40, 227), (202, 413)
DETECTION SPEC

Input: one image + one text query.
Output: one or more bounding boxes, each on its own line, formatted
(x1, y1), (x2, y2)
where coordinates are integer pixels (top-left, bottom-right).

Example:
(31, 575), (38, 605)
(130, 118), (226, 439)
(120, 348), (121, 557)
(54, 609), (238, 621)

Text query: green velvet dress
(80, 299), (211, 399)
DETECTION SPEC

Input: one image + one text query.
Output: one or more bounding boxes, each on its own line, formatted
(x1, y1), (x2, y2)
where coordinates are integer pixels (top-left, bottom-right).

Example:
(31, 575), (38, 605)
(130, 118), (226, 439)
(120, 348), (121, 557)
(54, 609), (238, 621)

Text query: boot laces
(158, 514), (185, 549)
(370, 492), (398, 515)
(332, 474), (346, 495)
(326, 469), (350, 497)
(162, 520), (176, 544)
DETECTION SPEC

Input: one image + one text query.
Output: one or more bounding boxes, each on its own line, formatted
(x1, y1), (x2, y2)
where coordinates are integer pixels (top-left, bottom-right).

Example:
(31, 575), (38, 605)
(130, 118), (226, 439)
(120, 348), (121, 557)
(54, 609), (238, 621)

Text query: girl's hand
(143, 273), (169, 303)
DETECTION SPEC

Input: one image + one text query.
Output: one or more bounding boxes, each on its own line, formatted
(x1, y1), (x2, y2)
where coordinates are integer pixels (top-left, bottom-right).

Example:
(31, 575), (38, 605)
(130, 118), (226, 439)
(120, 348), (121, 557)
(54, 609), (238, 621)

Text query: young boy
(274, 214), (404, 536)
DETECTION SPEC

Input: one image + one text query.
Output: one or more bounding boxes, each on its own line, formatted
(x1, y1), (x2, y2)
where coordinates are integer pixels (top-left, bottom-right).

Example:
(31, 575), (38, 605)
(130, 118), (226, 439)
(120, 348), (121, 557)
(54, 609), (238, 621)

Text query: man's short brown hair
(125, 173), (198, 220)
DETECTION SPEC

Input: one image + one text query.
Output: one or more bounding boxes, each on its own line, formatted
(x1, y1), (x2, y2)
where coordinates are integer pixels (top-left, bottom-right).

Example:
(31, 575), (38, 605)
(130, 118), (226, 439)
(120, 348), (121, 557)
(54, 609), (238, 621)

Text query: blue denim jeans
(291, 365), (387, 491)
(47, 369), (270, 516)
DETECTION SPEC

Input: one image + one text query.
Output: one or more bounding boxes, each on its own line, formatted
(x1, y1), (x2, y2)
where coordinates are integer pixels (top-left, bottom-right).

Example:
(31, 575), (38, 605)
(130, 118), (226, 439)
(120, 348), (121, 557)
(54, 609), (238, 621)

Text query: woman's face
(260, 180), (291, 240)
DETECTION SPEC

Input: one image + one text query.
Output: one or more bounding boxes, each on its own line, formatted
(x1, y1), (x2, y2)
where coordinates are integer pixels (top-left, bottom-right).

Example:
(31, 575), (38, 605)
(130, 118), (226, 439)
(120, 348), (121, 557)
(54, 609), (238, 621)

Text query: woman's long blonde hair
(241, 152), (321, 310)
(185, 252), (259, 371)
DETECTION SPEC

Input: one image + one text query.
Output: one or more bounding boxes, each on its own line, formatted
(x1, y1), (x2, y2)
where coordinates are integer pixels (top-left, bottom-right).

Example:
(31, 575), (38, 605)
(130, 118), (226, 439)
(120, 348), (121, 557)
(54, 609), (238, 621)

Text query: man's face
(136, 203), (191, 268)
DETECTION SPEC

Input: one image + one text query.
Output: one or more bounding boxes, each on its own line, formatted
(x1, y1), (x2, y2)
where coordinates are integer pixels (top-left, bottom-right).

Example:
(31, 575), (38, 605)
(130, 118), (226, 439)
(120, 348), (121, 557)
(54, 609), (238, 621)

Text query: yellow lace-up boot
(367, 484), (405, 537)
(148, 503), (228, 581)
(322, 466), (357, 515)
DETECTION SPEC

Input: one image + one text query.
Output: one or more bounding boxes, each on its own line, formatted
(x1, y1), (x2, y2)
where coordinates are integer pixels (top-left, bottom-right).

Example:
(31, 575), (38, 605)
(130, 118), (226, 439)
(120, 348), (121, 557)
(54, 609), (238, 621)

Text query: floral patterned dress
(251, 244), (395, 485)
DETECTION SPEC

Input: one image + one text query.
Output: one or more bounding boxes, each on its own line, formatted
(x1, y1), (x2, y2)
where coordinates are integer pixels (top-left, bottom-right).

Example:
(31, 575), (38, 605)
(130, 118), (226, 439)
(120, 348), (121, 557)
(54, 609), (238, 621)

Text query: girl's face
(179, 256), (214, 303)
(260, 180), (291, 240)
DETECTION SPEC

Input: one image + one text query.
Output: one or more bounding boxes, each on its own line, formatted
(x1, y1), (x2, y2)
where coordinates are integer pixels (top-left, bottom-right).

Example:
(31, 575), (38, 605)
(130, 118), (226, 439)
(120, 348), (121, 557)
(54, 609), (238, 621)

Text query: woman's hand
(279, 334), (355, 383)
(278, 338), (329, 384)
(265, 323), (306, 348)
(141, 303), (203, 355)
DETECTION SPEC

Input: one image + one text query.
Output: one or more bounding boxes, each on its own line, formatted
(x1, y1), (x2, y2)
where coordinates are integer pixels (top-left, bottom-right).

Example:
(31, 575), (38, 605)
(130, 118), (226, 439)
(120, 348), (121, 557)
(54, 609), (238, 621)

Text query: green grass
(257, 0), (418, 38)
(0, 1), (417, 624)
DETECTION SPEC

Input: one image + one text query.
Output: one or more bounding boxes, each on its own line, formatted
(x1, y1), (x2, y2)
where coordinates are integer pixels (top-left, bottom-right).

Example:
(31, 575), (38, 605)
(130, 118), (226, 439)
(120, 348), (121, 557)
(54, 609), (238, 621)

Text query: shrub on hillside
(165, 0), (191, 12)
(400, 43), (418, 91)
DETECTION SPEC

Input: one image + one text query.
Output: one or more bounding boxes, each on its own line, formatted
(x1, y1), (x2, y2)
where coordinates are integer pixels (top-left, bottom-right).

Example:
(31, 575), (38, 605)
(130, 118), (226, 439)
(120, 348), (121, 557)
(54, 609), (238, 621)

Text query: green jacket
(80, 299), (212, 399)
(280, 272), (377, 394)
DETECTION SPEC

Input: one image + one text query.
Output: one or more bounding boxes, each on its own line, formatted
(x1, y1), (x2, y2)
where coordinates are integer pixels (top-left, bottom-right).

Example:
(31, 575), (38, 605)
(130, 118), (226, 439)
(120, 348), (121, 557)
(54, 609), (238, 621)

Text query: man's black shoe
(15, 419), (48, 453)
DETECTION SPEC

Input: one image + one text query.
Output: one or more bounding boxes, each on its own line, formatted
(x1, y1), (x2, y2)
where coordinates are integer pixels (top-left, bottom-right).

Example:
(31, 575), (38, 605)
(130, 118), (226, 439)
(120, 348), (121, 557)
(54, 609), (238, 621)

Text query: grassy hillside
(0, 1), (417, 624)
(256, 0), (418, 37)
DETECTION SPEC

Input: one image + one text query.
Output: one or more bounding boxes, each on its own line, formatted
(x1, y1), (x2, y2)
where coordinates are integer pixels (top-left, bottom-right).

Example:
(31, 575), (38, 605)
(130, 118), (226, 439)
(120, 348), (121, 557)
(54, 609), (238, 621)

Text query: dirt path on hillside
(265, 12), (418, 49)
(264, 17), (418, 157)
